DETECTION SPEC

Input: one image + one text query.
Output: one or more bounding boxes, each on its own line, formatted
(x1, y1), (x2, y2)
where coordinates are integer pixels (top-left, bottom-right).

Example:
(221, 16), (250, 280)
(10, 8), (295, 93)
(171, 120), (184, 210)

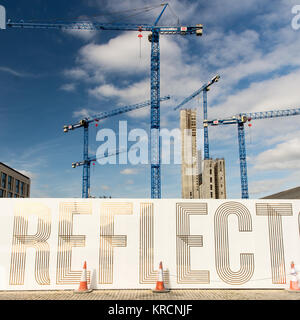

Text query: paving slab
(0, 289), (300, 300)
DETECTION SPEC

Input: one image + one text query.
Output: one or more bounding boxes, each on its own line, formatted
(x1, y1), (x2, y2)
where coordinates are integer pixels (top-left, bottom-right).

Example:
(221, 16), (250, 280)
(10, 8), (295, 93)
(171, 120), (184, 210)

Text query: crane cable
(27, 4), (164, 23)
(108, 5), (164, 24)
(27, 3), (181, 27)
(167, 4), (180, 25)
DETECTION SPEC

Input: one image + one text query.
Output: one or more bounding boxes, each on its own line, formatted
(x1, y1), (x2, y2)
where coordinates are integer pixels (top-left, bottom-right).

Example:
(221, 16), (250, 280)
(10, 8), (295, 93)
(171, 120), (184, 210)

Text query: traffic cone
(287, 261), (300, 292)
(74, 261), (92, 294)
(152, 261), (170, 293)
(296, 264), (300, 287)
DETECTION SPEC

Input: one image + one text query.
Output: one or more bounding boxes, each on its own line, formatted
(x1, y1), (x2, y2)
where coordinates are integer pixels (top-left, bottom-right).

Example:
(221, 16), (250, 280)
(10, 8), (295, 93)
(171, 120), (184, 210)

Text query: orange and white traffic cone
(74, 261), (92, 294)
(287, 261), (300, 292)
(152, 261), (170, 293)
(296, 264), (300, 287)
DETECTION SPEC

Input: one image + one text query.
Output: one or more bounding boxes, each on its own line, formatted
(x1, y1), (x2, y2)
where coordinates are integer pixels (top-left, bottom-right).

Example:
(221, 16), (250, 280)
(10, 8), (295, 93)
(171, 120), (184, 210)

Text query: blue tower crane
(0, 3), (203, 199)
(205, 107), (300, 199)
(174, 75), (220, 159)
(64, 96), (170, 198)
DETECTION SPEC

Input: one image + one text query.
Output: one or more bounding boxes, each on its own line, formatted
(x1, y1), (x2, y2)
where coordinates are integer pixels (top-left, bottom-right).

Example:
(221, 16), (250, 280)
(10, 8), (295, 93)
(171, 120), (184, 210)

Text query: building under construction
(180, 109), (226, 199)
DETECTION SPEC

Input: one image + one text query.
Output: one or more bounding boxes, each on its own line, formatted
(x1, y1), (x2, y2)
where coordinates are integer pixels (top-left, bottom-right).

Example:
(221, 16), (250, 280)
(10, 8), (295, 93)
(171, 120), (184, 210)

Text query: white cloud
(66, 27), (205, 102)
(63, 68), (89, 80)
(253, 137), (300, 171)
(72, 33), (207, 109)
(78, 33), (150, 73)
(210, 70), (300, 119)
(89, 79), (150, 104)
(60, 83), (76, 92)
(120, 168), (139, 175)
(72, 108), (110, 122)
(72, 108), (93, 119)
(248, 168), (300, 197)
(0, 66), (32, 77)
(63, 28), (97, 41)
(249, 177), (288, 195)
(203, 30), (260, 68)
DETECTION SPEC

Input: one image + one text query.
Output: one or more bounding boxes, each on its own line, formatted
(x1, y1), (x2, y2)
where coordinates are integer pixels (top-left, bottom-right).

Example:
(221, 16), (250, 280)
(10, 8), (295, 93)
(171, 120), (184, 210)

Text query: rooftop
(262, 186), (300, 200)
(0, 162), (30, 180)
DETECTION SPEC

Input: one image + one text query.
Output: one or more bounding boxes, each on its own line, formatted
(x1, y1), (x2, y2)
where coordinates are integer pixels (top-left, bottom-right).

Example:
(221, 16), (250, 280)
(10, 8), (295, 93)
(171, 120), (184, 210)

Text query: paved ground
(0, 289), (300, 300)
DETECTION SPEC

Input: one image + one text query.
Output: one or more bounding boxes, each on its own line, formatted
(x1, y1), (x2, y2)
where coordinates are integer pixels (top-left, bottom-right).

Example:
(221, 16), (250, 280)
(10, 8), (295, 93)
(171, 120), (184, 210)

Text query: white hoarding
(0, 198), (299, 290)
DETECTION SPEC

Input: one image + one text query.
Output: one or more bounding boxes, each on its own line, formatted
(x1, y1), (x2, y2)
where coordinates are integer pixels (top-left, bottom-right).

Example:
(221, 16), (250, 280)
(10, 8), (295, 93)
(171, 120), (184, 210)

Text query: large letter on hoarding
(139, 203), (168, 284)
(256, 203), (293, 284)
(9, 202), (51, 285)
(99, 202), (132, 284)
(56, 202), (92, 285)
(214, 202), (254, 285)
(176, 202), (209, 284)
(0, 5), (5, 30)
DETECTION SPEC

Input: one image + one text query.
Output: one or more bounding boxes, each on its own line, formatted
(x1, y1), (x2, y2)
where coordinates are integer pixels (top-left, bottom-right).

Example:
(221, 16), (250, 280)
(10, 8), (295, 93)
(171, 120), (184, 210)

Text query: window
(14, 194), (17, 198)
(15, 180), (20, 194)
(8, 192), (13, 198)
(1, 173), (7, 189)
(20, 182), (24, 195)
(7, 176), (12, 190)
(0, 189), (4, 197)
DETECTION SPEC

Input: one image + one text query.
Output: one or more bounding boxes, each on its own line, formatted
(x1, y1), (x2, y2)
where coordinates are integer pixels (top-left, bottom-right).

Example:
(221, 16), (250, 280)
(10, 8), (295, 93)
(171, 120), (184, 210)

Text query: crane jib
(0, 5), (203, 35)
(3, 22), (202, 36)
(5, 23), (201, 35)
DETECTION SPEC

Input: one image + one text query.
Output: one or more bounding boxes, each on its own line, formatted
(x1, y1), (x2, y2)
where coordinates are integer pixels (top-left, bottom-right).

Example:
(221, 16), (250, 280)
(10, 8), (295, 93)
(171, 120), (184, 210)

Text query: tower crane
(64, 96), (170, 198)
(174, 75), (220, 159)
(0, 3), (203, 199)
(205, 107), (300, 199)
(72, 147), (138, 198)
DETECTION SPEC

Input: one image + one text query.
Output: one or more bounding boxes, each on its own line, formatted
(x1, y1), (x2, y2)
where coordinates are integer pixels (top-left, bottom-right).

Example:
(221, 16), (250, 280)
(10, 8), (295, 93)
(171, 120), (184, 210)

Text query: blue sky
(1, 0), (300, 199)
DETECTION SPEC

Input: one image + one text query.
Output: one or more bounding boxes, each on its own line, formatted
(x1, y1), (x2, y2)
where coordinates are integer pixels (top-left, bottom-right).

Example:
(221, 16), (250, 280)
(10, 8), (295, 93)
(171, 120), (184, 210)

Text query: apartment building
(0, 162), (30, 198)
